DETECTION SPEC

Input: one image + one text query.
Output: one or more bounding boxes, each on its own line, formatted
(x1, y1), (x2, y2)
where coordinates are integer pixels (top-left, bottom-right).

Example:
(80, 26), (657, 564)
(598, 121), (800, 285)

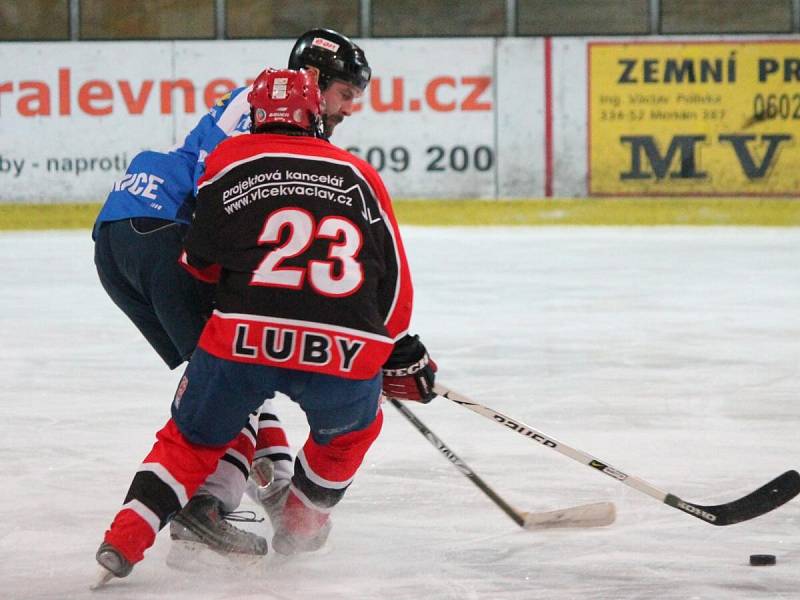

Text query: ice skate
(249, 458), (333, 555)
(169, 494), (268, 556)
(267, 485), (332, 556)
(91, 542), (133, 589)
(272, 518), (332, 556)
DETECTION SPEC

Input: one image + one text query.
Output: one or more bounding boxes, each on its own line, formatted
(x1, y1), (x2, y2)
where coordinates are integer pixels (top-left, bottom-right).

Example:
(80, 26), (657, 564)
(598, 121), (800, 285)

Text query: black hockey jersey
(180, 133), (413, 379)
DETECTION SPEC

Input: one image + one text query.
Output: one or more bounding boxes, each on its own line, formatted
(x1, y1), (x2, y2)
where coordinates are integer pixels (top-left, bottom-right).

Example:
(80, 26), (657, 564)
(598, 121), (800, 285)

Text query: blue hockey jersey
(92, 86), (252, 238)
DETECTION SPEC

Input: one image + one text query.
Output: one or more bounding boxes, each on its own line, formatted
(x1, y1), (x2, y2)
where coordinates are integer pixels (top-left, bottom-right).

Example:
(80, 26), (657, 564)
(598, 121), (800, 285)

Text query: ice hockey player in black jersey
(94, 67), (436, 584)
(92, 28), (374, 559)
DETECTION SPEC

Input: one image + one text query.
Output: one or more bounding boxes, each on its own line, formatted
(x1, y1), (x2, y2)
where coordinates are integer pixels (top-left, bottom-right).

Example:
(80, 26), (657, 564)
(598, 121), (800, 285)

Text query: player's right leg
(270, 373), (383, 555)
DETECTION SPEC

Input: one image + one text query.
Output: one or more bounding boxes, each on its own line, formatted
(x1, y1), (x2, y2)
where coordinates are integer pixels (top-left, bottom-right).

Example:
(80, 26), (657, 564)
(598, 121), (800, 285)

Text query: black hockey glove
(382, 334), (437, 403)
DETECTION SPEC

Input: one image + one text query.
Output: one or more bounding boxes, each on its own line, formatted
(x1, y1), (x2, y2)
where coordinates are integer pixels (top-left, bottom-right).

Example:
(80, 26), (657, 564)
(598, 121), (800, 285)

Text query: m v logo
(619, 134), (792, 181)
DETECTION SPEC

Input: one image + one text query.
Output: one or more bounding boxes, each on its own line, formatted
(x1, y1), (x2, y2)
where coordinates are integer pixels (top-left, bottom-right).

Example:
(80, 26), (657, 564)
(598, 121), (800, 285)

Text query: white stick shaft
(390, 398), (615, 529)
(435, 383), (668, 502)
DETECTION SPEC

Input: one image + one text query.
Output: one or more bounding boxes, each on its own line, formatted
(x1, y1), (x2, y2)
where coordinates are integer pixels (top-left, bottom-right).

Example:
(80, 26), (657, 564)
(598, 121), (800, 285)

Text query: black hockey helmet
(288, 28), (371, 91)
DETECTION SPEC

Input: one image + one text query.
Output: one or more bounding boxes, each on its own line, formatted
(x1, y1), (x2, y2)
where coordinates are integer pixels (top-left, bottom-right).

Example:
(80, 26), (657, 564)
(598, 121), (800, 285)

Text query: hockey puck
(749, 554), (776, 566)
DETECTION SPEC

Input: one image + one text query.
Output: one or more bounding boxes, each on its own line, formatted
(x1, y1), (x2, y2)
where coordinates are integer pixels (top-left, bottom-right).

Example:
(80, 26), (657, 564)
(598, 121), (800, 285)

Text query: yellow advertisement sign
(589, 40), (800, 196)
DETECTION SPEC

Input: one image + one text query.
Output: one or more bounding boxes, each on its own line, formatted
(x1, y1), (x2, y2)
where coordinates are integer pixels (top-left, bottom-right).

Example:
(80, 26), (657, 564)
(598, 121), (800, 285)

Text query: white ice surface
(1, 227), (798, 600)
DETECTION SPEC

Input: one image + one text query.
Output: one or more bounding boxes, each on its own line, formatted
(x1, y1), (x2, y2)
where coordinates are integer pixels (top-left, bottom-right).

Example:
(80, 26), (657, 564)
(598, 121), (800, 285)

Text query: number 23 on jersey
(251, 207), (365, 298)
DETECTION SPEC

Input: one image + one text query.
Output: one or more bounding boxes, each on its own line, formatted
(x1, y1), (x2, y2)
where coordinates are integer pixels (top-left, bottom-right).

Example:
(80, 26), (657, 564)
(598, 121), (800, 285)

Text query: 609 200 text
(346, 145), (494, 174)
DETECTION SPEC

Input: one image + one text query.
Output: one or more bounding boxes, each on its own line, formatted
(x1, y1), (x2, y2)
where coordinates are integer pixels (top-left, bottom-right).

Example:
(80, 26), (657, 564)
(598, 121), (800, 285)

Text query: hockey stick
(388, 398), (615, 529)
(434, 384), (800, 526)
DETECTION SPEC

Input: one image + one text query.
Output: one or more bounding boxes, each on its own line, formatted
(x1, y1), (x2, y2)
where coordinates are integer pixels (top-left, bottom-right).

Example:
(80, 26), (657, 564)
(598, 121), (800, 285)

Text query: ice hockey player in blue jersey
(92, 28), (372, 557)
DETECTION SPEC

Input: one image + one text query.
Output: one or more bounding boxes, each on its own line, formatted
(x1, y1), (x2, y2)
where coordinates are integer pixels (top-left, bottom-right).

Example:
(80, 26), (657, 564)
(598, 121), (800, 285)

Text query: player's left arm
(359, 162), (437, 402)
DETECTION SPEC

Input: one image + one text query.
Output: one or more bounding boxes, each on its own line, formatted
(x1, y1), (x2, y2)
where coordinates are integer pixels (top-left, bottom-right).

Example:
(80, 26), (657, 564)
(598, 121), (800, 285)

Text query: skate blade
(89, 566), (115, 591)
(166, 540), (264, 573)
(522, 501), (616, 530)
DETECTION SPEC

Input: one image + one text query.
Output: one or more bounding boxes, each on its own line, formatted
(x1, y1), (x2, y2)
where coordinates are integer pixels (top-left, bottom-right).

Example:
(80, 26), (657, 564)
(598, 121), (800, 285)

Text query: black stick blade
(665, 470), (800, 526)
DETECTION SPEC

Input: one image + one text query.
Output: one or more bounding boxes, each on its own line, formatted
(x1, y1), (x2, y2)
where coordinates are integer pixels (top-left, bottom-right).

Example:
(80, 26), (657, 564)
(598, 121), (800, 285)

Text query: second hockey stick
(435, 384), (800, 526)
(389, 398), (616, 529)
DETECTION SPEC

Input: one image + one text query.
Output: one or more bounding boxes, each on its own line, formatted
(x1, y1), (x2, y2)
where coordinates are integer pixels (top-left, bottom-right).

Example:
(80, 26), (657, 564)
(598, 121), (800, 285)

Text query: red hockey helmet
(247, 68), (324, 137)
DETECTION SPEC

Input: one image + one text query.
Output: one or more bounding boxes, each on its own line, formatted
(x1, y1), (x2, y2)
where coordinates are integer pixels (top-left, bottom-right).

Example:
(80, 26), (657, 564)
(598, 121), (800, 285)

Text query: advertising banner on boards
(0, 39), (542, 202)
(588, 40), (800, 196)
